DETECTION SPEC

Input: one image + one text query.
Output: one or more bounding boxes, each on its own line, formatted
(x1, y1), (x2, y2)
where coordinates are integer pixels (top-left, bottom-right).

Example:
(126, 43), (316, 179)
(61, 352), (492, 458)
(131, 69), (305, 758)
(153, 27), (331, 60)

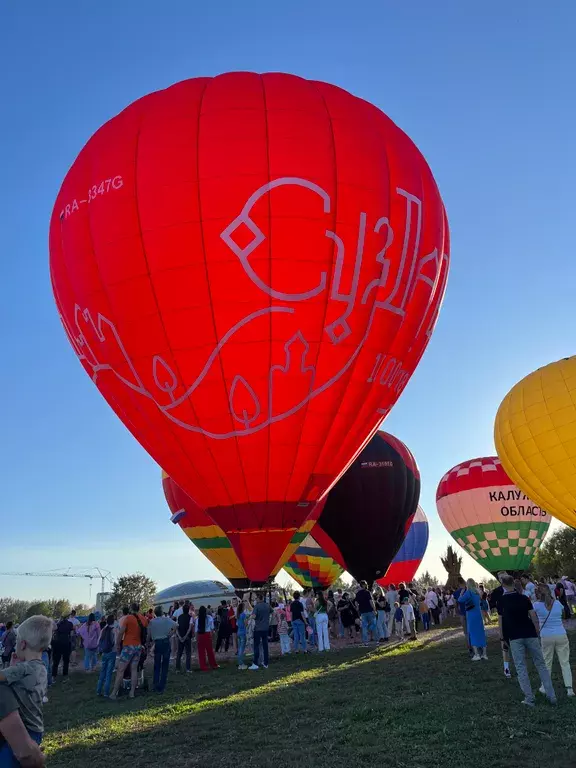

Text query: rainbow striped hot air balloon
(283, 531), (343, 589)
(436, 457), (550, 576)
(162, 472), (317, 589)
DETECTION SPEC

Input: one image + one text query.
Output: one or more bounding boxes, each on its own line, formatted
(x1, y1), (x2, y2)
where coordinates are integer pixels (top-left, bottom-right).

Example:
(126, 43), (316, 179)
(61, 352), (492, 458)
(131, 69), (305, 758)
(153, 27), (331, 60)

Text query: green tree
(330, 574), (352, 591)
(415, 570), (439, 590)
(46, 599), (71, 618)
(532, 526), (576, 580)
(0, 599), (31, 624)
(105, 573), (157, 614)
(25, 601), (52, 619)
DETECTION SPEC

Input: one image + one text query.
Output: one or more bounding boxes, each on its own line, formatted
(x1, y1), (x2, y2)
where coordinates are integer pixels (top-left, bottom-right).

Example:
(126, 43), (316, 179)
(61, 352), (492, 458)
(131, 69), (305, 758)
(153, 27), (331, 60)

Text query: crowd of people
(0, 572), (574, 766)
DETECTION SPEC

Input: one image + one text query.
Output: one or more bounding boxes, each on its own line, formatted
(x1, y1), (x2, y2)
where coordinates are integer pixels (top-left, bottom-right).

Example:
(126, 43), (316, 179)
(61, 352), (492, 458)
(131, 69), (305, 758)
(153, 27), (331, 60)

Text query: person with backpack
(290, 592), (308, 653)
(109, 603), (148, 700)
(533, 585), (573, 698)
(51, 615), (75, 682)
(96, 614), (117, 697)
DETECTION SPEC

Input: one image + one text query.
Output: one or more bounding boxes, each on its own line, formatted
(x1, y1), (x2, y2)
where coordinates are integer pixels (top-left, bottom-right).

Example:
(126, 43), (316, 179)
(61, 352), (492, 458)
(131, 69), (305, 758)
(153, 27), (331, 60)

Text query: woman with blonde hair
(533, 584), (573, 697)
(457, 578), (487, 661)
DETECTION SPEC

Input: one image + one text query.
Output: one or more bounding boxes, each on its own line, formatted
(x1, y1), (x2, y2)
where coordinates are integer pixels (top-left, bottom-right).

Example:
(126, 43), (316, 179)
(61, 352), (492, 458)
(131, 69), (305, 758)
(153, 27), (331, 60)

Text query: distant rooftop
(154, 579), (235, 602)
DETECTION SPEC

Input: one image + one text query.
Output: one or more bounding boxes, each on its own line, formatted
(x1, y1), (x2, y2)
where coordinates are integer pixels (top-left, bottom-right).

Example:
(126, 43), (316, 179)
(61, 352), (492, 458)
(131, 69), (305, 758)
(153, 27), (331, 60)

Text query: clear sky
(1, 1), (574, 603)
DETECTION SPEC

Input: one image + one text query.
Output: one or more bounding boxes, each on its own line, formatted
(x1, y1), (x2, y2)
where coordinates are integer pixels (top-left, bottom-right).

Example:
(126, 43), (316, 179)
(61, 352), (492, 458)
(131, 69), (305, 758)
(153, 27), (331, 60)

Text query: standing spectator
(533, 585), (573, 697)
(237, 602), (249, 670)
(385, 584), (399, 636)
(96, 614), (117, 697)
(425, 587), (440, 625)
(277, 605), (291, 656)
(480, 592), (492, 624)
(290, 592), (308, 653)
(147, 606), (176, 693)
(401, 598), (417, 639)
(215, 601), (231, 654)
(110, 603), (148, 700)
(355, 581), (377, 644)
(375, 592), (390, 642)
(315, 593), (330, 652)
(268, 602), (279, 643)
(68, 610), (80, 667)
(453, 576), (469, 649)
(337, 593), (357, 643)
(327, 593), (340, 640)
(78, 614), (100, 672)
(173, 602), (184, 620)
(521, 575), (537, 601)
(397, 583), (410, 603)
(490, 572), (511, 677)
(561, 576), (576, 616)
(195, 606), (218, 671)
(176, 605), (193, 673)
(458, 579), (487, 660)
(419, 595), (430, 631)
(228, 598), (239, 653)
(447, 592), (456, 617)
(303, 590), (317, 648)
(51, 615), (74, 682)
(249, 594), (272, 670)
(1, 623), (16, 668)
(393, 603), (404, 636)
(555, 582), (571, 620)
(497, 575), (556, 706)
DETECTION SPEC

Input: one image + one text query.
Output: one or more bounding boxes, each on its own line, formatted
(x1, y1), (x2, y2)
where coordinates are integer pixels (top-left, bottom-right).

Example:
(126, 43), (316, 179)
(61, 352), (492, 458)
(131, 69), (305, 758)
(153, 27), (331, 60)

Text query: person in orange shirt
(110, 603), (148, 700)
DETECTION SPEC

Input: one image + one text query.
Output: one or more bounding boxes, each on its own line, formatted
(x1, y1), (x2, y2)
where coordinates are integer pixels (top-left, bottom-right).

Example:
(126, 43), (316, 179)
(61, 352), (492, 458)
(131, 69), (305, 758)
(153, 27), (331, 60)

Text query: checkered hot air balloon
(436, 457), (550, 576)
(283, 530), (344, 589)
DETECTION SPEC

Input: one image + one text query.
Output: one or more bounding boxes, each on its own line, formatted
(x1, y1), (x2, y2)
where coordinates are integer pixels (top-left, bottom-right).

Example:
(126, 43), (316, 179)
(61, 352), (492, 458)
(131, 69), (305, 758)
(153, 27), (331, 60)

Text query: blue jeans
(376, 611), (389, 640)
(361, 612), (377, 642)
(238, 634), (247, 665)
(292, 619), (307, 651)
(0, 730), (42, 767)
(153, 638), (171, 692)
(253, 630), (269, 666)
(97, 650), (117, 696)
(422, 612), (430, 630)
(84, 648), (98, 671)
(307, 615), (317, 647)
(510, 637), (556, 703)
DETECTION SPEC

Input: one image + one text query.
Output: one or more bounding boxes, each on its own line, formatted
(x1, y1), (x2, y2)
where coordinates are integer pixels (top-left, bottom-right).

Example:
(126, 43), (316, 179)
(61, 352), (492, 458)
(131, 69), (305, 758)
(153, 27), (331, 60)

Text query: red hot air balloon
(318, 431), (421, 583)
(50, 73), (449, 583)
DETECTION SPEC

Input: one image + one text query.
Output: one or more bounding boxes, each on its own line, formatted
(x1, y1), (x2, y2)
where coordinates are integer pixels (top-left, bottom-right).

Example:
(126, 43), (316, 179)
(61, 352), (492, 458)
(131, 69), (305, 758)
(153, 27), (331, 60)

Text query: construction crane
(0, 567), (112, 604)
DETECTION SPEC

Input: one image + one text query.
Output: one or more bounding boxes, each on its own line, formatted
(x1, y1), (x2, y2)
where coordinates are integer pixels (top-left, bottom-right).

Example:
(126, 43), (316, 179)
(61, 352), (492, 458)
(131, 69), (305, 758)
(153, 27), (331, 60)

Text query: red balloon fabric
(50, 72), (449, 583)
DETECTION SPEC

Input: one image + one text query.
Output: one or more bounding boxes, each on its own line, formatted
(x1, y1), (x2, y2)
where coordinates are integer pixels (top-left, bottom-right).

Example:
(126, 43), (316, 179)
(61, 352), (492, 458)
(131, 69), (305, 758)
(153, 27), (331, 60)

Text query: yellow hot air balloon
(495, 356), (576, 529)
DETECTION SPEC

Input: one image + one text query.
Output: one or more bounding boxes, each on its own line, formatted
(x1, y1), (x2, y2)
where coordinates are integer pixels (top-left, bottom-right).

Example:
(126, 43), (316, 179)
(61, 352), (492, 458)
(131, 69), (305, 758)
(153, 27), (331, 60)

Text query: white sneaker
(567, 688), (575, 697)
(539, 684), (546, 694)
(248, 664), (259, 671)
(261, 664), (268, 669)
(42, 696), (49, 704)
(471, 655), (481, 662)
(238, 664), (248, 670)
(504, 668), (512, 678)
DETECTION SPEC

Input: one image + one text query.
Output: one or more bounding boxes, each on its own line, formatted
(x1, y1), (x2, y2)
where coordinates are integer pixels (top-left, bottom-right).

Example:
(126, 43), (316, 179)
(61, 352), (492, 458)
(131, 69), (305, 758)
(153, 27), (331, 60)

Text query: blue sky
(1, 1), (574, 602)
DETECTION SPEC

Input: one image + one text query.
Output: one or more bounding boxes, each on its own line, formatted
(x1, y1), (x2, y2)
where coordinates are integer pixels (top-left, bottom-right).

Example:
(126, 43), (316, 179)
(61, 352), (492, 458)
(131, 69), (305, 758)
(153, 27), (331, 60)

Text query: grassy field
(43, 628), (575, 768)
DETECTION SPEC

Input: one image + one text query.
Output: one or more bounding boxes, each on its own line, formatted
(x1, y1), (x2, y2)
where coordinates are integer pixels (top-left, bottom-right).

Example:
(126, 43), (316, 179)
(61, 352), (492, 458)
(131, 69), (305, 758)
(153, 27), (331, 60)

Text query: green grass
(43, 629), (576, 767)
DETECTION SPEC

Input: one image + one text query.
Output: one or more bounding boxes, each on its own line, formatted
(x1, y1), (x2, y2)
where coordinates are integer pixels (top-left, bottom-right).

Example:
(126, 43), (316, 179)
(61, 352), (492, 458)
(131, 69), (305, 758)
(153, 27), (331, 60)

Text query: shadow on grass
(44, 634), (576, 768)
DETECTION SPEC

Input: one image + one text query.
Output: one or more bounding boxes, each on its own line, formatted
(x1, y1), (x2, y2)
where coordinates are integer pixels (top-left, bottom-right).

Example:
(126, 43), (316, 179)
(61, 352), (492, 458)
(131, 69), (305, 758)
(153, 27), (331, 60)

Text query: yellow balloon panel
(495, 356), (576, 529)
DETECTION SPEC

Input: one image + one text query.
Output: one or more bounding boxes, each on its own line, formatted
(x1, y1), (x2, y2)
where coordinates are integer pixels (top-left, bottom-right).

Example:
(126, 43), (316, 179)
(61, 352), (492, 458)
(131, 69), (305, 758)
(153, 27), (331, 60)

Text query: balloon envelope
(162, 472), (318, 589)
(378, 505), (428, 586)
(495, 356), (576, 529)
(318, 431), (420, 583)
(283, 529), (344, 589)
(436, 456), (550, 576)
(51, 72), (449, 583)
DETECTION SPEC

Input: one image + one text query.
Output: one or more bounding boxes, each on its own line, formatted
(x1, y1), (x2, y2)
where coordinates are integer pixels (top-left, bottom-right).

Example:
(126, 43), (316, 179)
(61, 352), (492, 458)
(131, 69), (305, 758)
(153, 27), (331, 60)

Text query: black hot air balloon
(317, 431), (420, 583)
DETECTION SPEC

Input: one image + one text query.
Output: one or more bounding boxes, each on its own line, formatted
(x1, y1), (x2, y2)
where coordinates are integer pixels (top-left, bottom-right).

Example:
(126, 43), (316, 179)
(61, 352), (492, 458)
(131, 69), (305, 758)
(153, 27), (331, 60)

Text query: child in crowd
(277, 606), (291, 655)
(393, 602), (404, 636)
(0, 615), (52, 764)
(236, 602), (248, 671)
(480, 592), (491, 624)
(419, 596), (430, 631)
(401, 598), (417, 639)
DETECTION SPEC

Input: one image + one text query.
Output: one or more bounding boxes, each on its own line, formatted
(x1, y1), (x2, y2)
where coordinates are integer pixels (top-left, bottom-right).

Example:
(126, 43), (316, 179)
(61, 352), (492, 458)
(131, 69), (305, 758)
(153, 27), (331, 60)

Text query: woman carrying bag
(534, 585), (574, 697)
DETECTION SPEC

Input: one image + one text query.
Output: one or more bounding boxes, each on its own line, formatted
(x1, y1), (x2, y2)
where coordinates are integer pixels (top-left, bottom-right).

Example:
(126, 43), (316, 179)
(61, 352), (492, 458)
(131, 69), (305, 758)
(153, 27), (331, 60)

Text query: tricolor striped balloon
(436, 457), (550, 576)
(378, 506), (428, 585)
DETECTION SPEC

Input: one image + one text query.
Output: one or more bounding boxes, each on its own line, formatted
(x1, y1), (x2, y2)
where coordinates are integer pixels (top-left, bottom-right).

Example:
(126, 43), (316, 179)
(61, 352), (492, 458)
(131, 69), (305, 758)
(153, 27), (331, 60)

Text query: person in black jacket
(490, 572), (511, 678)
(176, 605), (193, 673)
